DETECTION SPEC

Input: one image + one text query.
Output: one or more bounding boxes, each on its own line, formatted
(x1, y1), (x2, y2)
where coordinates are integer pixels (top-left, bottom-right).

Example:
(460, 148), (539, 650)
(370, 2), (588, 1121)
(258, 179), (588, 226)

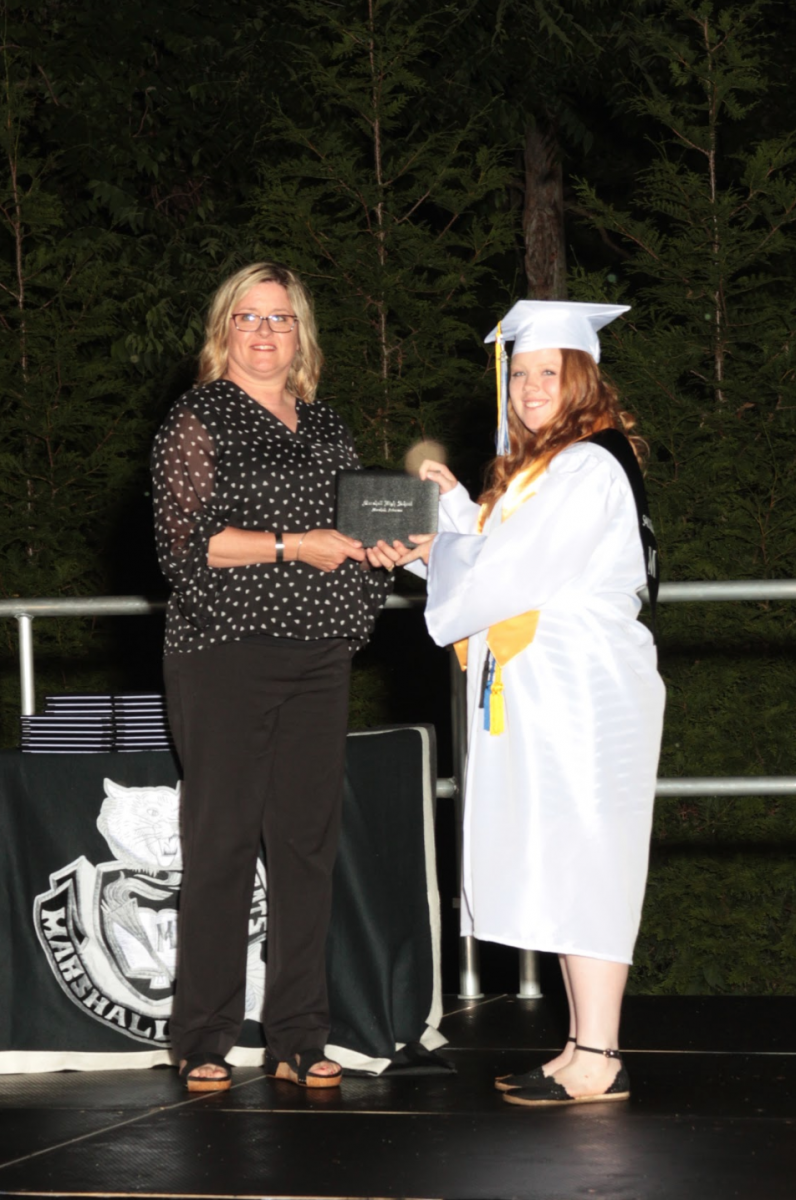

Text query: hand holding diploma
(388, 458), (456, 565)
(363, 535), (436, 570)
(417, 459), (458, 495)
(360, 453), (454, 569)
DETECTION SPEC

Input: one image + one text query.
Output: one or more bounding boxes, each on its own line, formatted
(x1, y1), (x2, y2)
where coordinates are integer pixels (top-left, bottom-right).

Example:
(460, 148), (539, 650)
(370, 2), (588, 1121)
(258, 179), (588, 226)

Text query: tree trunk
(523, 121), (567, 300)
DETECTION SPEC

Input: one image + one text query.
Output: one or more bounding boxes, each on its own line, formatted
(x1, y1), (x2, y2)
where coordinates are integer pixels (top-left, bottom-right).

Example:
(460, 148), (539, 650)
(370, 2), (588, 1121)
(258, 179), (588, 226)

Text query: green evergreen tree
(248, 0), (514, 465)
(0, 1), (275, 738)
(572, 0), (796, 994)
(0, 5), (150, 709)
(574, 0), (796, 578)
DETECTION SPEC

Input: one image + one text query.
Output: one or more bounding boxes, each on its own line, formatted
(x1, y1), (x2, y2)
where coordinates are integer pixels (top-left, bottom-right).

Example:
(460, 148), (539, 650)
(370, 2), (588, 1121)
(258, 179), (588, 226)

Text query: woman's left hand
(395, 534), (436, 566)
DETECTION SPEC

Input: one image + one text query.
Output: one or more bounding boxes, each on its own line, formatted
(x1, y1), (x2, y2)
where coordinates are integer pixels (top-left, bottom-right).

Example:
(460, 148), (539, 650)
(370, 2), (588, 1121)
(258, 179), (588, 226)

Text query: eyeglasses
(231, 312), (299, 334)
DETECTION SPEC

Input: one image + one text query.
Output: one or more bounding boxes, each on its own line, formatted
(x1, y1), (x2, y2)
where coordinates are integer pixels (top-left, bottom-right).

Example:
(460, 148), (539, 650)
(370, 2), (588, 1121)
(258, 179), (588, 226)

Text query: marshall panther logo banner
(33, 778), (267, 1046)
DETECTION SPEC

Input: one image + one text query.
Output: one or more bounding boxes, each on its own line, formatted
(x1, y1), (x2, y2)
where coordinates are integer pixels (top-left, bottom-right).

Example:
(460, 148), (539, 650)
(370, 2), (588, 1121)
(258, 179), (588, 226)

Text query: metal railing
(2, 581), (796, 999)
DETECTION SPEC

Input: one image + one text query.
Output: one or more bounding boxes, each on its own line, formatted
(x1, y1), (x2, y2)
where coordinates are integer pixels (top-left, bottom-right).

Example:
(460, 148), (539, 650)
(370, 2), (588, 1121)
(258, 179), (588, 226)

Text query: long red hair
(479, 349), (645, 516)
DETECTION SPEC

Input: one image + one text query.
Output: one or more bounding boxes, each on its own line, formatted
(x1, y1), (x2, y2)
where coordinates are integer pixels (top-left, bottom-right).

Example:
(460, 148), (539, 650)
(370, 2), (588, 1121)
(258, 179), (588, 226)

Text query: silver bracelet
(275, 532), (285, 563)
(296, 531), (308, 561)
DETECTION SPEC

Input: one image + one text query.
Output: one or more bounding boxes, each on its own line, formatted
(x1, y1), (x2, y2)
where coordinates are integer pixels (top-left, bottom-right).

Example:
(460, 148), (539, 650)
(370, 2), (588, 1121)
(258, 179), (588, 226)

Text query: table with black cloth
(0, 727), (447, 1075)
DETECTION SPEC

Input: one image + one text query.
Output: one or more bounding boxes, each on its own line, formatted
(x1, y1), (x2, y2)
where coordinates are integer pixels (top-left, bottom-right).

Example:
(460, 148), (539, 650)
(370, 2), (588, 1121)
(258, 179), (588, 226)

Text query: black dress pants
(163, 636), (352, 1062)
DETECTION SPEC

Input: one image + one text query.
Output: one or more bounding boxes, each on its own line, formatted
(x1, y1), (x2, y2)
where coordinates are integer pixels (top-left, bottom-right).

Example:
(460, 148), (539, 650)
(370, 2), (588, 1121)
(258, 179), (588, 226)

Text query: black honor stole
(585, 429), (659, 635)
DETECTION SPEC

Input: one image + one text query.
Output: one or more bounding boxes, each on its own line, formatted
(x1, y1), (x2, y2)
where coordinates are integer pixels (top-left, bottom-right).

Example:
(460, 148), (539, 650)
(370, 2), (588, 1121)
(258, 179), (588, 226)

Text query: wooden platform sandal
(179, 1053), (232, 1093)
(265, 1047), (343, 1089)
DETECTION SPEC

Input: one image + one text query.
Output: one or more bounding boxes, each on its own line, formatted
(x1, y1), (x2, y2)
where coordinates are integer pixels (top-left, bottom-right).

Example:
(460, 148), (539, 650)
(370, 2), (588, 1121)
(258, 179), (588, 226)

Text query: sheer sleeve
(150, 403), (230, 629)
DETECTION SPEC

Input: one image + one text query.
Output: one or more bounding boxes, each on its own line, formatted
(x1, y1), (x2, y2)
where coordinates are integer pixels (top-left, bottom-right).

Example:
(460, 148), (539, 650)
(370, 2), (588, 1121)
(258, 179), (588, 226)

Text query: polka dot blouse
(151, 380), (392, 656)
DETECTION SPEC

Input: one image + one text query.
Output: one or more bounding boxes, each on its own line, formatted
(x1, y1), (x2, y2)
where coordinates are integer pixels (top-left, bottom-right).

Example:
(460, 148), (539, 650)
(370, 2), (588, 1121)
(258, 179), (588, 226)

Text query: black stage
(0, 994), (794, 1200)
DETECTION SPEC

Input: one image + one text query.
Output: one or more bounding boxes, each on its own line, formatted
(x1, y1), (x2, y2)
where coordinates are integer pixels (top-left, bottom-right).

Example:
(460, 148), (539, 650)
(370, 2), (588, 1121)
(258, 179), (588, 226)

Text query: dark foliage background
(1, 0), (794, 994)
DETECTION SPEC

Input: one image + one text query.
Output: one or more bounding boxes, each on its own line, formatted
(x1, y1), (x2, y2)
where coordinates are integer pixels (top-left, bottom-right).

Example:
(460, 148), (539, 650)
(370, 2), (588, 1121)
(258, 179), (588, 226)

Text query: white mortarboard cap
(485, 300), (630, 364)
(485, 300), (630, 455)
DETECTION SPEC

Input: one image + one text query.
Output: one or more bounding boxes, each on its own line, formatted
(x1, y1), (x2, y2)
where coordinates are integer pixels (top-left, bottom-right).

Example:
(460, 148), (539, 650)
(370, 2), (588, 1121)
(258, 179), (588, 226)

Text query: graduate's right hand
(365, 540), (404, 572)
(395, 534), (436, 566)
(418, 460), (458, 494)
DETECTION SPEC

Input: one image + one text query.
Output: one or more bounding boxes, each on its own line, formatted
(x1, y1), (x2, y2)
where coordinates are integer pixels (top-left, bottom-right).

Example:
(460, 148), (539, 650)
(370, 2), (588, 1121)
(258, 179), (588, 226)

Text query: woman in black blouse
(151, 262), (392, 1091)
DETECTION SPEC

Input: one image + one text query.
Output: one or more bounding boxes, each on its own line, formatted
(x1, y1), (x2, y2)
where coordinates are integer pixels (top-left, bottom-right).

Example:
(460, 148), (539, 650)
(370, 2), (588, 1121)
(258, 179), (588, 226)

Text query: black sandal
(265, 1046), (343, 1089)
(179, 1052), (232, 1093)
(494, 1036), (576, 1092)
(503, 1044), (630, 1108)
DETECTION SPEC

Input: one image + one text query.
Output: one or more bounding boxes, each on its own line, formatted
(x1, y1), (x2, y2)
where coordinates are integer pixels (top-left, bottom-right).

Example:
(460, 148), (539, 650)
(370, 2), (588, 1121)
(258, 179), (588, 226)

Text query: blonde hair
(480, 349), (646, 516)
(196, 262), (323, 401)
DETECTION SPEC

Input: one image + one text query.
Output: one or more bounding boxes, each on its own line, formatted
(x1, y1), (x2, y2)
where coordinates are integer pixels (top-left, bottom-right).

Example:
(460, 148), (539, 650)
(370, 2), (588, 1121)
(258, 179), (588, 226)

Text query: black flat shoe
(495, 1066), (545, 1092)
(179, 1053), (232, 1092)
(494, 1037), (575, 1092)
(503, 1044), (630, 1108)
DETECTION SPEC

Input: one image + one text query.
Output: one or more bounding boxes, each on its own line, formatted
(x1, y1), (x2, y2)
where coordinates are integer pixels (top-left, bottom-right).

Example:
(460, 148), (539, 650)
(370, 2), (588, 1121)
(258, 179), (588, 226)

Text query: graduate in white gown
(383, 300), (665, 1107)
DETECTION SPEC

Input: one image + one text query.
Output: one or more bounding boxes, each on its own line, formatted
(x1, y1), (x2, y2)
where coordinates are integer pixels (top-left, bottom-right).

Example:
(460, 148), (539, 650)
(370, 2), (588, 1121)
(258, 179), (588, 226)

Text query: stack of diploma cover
(335, 470), (439, 547)
(20, 693), (175, 754)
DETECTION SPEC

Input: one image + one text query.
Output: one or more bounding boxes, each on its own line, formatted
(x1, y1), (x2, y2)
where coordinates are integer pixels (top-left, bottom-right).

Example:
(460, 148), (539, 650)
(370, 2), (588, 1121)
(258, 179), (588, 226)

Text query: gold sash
(453, 463), (544, 672)
(452, 464), (545, 735)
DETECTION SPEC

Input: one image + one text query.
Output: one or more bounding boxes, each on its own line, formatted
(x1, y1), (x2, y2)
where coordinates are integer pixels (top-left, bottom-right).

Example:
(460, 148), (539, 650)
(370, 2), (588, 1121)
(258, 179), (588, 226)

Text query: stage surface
(0, 993), (794, 1200)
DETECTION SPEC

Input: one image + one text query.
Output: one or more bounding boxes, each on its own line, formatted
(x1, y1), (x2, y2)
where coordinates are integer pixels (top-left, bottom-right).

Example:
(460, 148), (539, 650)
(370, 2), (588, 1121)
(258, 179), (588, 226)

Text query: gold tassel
(495, 321), (503, 437)
(489, 662), (505, 736)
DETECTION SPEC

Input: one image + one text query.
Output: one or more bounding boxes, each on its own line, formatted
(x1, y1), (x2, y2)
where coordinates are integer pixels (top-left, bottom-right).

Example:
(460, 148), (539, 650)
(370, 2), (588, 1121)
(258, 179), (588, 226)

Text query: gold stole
(453, 465), (544, 735)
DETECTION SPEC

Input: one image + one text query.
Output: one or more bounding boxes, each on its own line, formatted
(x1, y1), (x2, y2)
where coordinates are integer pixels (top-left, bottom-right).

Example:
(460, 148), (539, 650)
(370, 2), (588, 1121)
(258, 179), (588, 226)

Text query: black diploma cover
(335, 470), (439, 547)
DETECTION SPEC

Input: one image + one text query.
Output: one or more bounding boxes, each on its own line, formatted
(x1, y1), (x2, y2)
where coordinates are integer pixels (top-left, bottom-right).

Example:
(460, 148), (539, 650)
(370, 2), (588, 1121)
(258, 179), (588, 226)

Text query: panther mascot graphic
(34, 779), (267, 1045)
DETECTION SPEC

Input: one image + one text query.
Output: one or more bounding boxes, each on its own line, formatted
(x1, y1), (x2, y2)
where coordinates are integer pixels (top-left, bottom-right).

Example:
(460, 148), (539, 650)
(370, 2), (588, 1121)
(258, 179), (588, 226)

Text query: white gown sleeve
(400, 480), (479, 580)
(438, 482), (480, 533)
(424, 447), (631, 647)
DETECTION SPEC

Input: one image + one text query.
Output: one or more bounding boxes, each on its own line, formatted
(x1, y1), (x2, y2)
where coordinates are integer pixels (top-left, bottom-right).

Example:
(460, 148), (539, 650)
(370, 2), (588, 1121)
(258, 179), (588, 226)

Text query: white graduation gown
(425, 442), (665, 963)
